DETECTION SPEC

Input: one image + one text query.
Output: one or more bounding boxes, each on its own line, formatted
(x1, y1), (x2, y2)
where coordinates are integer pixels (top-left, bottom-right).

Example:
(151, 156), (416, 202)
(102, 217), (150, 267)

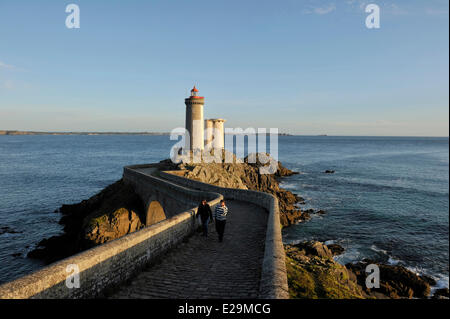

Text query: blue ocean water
(0, 135), (448, 290)
(279, 136), (449, 290)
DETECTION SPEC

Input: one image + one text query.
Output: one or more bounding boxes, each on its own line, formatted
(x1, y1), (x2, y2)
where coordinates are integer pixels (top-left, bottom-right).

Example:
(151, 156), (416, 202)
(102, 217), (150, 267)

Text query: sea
(0, 135), (448, 291)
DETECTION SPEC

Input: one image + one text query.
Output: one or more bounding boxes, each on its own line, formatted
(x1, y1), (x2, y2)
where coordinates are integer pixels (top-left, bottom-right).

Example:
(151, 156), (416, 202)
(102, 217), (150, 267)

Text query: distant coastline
(0, 130), (170, 136)
(0, 130), (294, 136)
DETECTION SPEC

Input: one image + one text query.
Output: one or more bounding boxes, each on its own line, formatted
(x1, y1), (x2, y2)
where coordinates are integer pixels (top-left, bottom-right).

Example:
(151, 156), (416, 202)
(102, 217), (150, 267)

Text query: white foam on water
(433, 275), (449, 291)
(310, 214), (324, 221)
(279, 182), (297, 190)
(334, 246), (362, 265)
(284, 238), (304, 246)
(387, 256), (401, 266)
(371, 245), (405, 267)
(370, 244), (388, 255)
(405, 265), (425, 276)
(404, 267), (450, 296)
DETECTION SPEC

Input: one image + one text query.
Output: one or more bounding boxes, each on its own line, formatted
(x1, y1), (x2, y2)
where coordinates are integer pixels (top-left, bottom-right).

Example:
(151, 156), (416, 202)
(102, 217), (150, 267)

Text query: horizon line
(0, 130), (448, 138)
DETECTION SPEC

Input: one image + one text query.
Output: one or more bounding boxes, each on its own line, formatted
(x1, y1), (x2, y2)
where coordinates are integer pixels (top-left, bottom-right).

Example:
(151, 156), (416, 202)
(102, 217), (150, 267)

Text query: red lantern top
(188, 85), (203, 99)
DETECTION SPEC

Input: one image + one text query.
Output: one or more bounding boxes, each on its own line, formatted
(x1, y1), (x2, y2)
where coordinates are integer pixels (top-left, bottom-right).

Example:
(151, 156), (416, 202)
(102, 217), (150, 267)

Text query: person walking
(214, 200), (228, 242)
(196, 199), (213, 237)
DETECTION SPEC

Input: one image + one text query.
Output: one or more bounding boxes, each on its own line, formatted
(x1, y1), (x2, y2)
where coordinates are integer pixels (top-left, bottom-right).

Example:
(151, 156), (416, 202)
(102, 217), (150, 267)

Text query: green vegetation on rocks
(285, 242), (366, 299)
(285, 241), (436, 299)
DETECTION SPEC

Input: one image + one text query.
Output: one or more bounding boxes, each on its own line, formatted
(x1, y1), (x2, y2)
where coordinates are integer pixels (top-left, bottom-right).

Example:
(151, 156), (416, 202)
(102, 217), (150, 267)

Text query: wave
(387, 257), (401, 266)
(432, 275), (450, 291)
(370, 245), (449, 291)
(370, 245), (404, 267)
(278, 182), (298, 190)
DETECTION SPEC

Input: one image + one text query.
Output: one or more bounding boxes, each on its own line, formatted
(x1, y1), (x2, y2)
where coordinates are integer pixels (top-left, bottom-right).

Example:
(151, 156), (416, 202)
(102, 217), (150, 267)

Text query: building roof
(191, 86), (199, 92)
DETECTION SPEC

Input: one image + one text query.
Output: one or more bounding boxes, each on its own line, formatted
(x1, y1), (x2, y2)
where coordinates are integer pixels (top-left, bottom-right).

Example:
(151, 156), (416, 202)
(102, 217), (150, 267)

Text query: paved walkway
(111, 200), (268, 299)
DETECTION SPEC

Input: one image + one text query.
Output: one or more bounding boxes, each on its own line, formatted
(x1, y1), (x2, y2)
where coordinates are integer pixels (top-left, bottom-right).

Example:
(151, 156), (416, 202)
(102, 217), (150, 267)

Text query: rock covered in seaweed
(285, 241), (366, 299)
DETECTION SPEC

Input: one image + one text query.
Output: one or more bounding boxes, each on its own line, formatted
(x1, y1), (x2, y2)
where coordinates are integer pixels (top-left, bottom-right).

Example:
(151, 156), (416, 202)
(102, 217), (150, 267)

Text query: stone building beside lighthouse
(185, 86), (225, 151)
(205, 118), (226, 150)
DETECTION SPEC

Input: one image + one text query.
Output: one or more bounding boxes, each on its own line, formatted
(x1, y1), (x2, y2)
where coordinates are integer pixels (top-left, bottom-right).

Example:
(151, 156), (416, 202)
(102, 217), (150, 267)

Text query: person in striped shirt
(214, 200), (228, 242)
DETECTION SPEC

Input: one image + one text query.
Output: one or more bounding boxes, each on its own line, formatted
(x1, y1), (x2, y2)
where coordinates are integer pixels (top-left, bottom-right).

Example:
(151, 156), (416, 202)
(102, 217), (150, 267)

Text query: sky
(0, 0), (448, 136)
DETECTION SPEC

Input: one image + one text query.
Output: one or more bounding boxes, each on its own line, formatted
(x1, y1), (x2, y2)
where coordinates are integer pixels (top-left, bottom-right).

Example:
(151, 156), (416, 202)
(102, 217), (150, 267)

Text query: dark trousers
(201, 217), (209, 236)
(215, 219), (226, 241)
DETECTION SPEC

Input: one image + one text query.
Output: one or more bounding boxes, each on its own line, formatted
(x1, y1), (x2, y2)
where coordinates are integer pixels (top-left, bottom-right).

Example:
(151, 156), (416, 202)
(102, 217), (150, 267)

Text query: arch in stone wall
(145, 197), (166, 226)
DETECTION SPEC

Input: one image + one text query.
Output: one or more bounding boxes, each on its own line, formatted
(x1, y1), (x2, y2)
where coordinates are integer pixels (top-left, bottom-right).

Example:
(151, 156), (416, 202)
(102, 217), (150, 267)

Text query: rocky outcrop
(175, 152), (307, 226)
(433, 288), (450, 299)
(83, 208), (143, 246)
(327, 244), (345, 256)
(28, 180), (145, 264)
(286, 241), (435, 299)
(293, 241), (334, 259)
(346, 259), (432, 299)
(285, 241), (366, 299)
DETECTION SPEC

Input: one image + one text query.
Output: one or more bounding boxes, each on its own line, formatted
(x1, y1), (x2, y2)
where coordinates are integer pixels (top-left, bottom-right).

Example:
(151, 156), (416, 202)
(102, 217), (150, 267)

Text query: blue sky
(0, 0), (448, 136)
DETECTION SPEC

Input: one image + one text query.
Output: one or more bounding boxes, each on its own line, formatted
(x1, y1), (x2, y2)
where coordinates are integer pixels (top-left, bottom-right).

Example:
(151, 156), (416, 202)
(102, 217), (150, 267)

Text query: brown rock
(327, 244), (345, 256)
(346, 260), (431, 299)
(293, 241), (334, 259)
(28, 179), (145, 263)
(420, 274), (437, 286)
(84, 208), (144, 246)
(433, 288), (449, 299)
(178, 153), (305, 226)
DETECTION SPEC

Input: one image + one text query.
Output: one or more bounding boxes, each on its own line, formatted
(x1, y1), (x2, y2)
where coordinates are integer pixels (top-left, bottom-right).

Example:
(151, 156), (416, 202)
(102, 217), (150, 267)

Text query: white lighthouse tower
(185, 86), (205, 151)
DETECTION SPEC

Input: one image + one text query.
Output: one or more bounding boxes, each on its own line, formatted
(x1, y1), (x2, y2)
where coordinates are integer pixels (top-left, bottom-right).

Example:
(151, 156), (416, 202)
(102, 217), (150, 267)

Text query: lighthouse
(185, 86), (205, 151)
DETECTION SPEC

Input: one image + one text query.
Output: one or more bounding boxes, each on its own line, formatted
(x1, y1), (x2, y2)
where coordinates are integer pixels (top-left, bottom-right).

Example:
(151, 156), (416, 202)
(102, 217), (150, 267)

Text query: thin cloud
(0, 61), (15, 69)
(314, 4), (336, 15)
(303, 3), (336, 15)
(345, 0), (370, 11)
(346, 0), (406, 14)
